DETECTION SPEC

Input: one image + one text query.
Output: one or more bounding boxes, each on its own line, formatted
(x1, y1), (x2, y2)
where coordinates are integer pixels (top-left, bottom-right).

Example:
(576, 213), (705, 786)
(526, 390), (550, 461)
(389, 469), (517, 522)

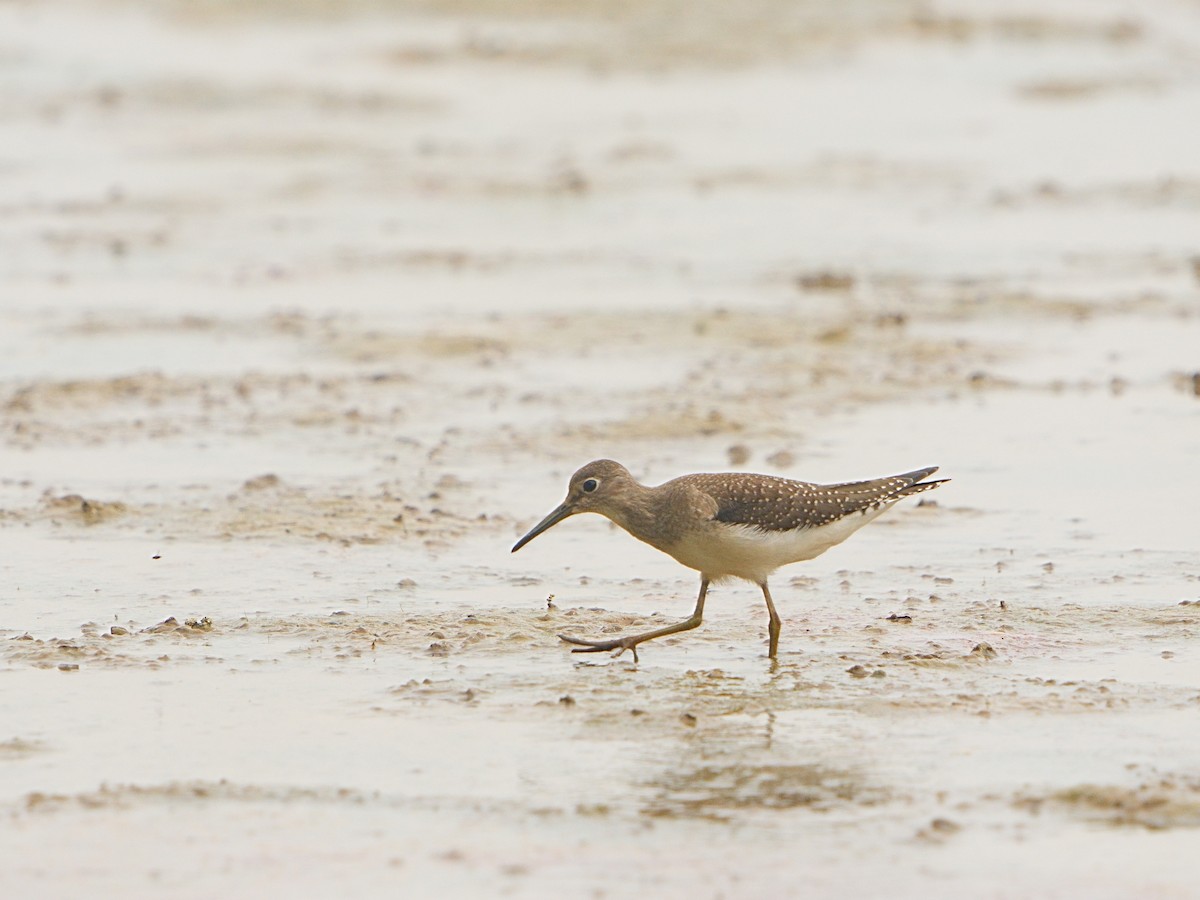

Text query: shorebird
(511, 459), (947, 661)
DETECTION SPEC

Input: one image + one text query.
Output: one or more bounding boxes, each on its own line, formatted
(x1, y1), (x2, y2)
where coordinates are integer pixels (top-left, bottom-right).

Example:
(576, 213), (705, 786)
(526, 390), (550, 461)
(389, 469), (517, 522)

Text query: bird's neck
(602, 481), (687, 552)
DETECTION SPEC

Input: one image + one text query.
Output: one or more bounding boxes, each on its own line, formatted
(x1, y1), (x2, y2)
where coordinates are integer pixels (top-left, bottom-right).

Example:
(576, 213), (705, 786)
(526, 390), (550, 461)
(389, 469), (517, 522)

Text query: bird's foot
(558, 633), (641, 664)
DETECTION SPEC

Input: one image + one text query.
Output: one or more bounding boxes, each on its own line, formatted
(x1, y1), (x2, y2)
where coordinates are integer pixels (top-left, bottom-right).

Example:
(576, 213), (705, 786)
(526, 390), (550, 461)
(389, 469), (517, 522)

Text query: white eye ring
(582, 478), (599, 493)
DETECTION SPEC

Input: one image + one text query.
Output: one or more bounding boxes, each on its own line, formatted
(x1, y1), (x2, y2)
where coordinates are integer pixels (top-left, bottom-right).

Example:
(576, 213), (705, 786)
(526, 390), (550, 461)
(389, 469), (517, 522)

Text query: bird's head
(511, 459), (633, 552)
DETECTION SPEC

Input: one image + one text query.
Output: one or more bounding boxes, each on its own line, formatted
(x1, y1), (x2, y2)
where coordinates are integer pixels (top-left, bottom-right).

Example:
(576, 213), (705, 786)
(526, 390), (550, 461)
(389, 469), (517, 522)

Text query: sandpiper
(512, 459), (947, 661)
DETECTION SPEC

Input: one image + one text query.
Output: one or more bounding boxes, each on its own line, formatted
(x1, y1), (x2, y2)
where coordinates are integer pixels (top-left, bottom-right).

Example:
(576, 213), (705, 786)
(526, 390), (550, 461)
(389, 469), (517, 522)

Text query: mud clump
(969, 642), (998, 659)
(140, 616), (215, 636)
(0, 738), (48, 759)
(41, 493), (127, 525)
(240, 473), (283, 491)
(1019, 776), (1200, 829)
(795, 271), (855, 292)
(645, 761), (882, 820)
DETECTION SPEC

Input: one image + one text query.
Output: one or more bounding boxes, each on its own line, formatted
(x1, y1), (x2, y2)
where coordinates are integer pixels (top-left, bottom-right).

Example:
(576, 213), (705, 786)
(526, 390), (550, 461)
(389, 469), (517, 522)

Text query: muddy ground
(2, 0), (1200, 896)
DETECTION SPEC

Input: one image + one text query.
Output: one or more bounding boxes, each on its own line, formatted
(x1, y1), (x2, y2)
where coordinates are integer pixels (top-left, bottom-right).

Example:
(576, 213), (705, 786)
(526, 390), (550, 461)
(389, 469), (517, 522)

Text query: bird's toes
(559, 633), (616, 651)
(558, 633), (640, 663)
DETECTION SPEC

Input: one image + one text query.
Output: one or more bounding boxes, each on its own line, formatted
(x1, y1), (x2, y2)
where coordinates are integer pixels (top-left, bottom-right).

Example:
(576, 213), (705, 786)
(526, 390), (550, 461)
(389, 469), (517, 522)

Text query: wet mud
(3, 0), (1200, 896)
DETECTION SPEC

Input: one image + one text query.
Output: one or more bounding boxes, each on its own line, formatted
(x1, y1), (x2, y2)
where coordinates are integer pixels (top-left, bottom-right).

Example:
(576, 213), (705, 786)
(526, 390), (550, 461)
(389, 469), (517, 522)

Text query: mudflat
(2, 1), (1199, 896)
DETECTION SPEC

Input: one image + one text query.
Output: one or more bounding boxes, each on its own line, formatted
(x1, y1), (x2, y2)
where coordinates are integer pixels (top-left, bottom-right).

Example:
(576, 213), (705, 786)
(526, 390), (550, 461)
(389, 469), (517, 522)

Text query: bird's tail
(896, 466), (949, 497)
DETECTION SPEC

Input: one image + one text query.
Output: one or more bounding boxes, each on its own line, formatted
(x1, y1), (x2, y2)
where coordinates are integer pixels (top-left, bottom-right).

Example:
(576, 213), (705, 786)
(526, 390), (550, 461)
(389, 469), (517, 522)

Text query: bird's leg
(760, 581), (781, 659)
(559, 578), (709, 663)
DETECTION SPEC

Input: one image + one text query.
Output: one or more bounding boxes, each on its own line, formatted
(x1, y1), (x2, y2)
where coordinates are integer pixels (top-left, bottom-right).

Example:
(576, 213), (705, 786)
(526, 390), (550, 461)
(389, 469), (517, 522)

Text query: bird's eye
(582, 478), (599, 493)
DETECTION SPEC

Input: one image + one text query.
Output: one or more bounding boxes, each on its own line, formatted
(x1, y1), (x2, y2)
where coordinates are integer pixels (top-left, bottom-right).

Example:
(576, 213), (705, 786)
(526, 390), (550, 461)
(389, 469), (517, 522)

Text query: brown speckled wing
(678, 467), (944, 532)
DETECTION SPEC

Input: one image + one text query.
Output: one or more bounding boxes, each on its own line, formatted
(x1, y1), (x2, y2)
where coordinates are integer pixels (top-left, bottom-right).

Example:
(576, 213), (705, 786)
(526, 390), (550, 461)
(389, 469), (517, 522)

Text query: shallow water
(3, 0), (1200, 896)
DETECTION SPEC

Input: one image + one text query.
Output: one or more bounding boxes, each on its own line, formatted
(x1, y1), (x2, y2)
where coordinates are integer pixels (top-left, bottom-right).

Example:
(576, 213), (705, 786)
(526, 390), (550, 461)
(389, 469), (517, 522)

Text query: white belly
(664, 502), (894, 583)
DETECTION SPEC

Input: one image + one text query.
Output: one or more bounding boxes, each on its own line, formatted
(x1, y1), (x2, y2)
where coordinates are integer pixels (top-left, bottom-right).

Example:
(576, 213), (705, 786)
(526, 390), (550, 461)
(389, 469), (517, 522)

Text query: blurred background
(3, 0), (1197, 579)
